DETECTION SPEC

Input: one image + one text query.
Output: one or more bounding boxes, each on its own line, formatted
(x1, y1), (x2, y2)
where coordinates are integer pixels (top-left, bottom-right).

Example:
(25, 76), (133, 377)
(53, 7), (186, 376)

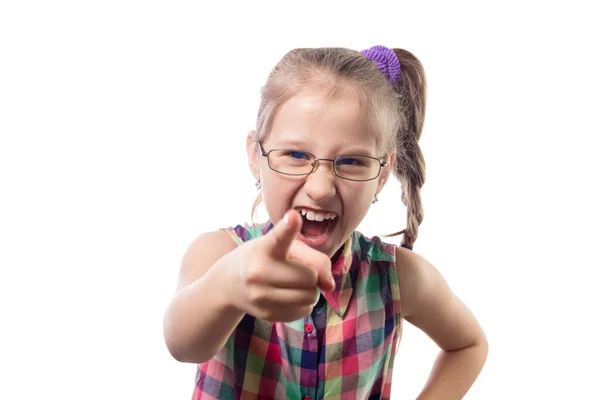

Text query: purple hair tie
(360, 45), (401, 84)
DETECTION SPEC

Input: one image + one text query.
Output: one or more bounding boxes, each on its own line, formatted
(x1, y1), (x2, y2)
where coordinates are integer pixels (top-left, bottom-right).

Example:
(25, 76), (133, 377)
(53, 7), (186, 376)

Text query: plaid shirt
(192, 221), (404, 400)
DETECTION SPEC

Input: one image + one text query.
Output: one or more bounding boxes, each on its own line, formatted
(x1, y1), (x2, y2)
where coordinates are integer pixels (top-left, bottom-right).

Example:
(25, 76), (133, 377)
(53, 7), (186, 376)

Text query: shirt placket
(301, 312), (319, 400)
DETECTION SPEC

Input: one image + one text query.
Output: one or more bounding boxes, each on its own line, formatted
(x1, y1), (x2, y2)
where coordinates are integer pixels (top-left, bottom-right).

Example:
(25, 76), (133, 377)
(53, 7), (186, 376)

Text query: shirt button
(304, 323), (314, 334)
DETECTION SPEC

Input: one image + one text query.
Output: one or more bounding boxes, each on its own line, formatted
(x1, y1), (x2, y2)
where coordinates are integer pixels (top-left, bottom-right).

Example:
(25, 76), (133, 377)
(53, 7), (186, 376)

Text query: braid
(398, 144), (425, 249)
(382, 49), (427, 250)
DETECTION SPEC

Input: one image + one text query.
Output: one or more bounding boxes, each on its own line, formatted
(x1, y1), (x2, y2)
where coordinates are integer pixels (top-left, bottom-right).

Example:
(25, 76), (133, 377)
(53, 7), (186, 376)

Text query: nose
(303, 159), (337, 203)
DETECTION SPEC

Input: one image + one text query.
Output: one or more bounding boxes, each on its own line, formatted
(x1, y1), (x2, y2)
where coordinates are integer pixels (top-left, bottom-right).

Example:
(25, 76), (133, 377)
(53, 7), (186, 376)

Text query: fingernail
(283, 212), (289, 225)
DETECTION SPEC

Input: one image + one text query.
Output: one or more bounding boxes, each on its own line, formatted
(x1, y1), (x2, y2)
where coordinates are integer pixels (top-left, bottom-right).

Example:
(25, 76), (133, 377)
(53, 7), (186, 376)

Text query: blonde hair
(249, 47), (427, 250)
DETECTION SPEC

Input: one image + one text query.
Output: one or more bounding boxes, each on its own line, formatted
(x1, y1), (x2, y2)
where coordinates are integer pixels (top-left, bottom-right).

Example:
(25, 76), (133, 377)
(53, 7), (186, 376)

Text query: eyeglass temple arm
(257, 141), (268, 156)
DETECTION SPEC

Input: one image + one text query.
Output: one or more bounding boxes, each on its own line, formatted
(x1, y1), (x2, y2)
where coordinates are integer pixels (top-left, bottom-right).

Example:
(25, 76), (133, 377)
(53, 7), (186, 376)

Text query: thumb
(264, 209), (302, 259)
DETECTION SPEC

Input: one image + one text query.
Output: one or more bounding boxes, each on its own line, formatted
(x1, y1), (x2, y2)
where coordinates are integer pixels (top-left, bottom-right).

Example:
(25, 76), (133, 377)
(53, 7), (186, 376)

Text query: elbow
(163, 309), (185, 362)
(479, 332), (489, 364)
(163, 312), (212, 364)
(163, 323), (202, 363)
(164, 338), (210, 364)
(476, 325), (489, 354)
(165, 339), (186, 363)
(163, 305), (192, 363)
(166, 344), (212, 365)
(467, 329), (489, 369)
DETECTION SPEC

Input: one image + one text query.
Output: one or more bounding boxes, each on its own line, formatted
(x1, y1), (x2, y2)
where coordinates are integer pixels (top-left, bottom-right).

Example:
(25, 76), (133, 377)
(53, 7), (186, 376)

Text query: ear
(376, 152), (396, 194)
(246, 131), (260, 181)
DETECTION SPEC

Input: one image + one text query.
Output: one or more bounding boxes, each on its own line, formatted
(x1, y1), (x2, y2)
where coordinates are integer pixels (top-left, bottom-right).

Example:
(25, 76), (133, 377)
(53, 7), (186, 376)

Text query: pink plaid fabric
(192, 221), (404, 399)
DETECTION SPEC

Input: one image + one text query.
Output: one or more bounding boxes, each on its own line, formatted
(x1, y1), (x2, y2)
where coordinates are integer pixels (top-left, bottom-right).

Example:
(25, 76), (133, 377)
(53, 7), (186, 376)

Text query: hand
(226, 209), (335, 323)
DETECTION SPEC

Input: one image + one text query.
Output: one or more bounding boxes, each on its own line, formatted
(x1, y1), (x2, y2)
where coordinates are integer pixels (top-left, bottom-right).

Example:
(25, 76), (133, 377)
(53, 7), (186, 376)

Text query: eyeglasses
(258, 142), (387, 182)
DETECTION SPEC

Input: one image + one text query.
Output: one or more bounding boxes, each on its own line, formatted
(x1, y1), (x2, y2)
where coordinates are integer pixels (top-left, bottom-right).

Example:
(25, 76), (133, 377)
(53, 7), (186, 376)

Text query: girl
(163, 45), (487, 399)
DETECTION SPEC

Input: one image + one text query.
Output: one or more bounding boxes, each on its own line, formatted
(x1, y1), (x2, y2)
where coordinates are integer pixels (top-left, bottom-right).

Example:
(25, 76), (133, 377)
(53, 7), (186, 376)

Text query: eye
(336, 157), (367, 167)
(286, 151), (311, 160)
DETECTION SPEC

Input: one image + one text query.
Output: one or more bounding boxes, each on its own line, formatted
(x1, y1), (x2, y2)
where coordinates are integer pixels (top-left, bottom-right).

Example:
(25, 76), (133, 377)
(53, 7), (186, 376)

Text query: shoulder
(175, 221), (272, 292)
(394, 245), (457, 322)
(175, 229), (238, 292)
(394, 246), (439, 306)
(224, 221), (273, 243)
(353, 231), (396, 263)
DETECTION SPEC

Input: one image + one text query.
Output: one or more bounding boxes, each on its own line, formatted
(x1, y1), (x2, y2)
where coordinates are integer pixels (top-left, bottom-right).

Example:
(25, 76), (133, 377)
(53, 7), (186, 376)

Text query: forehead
(267, 86), (378, 154)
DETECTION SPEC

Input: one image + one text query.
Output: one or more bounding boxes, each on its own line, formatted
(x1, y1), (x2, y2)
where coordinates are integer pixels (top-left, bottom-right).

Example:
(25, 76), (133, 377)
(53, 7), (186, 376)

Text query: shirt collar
(321, 232), (356, 319)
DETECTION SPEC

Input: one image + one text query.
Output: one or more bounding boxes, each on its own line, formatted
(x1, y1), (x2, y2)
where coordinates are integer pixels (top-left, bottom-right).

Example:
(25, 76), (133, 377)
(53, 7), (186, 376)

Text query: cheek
(262, 172), (300, 195)
(340, 185), (376, 215)
(261, 173), (302, 217)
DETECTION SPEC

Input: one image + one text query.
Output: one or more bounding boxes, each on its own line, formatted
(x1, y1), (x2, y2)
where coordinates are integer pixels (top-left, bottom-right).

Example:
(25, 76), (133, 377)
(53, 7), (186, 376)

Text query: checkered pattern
(192, 221), (404, 399)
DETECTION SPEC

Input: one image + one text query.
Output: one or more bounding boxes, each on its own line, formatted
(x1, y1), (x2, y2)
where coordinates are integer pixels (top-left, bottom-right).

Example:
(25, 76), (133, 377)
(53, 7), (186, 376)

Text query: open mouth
(295, 207), (338, 245)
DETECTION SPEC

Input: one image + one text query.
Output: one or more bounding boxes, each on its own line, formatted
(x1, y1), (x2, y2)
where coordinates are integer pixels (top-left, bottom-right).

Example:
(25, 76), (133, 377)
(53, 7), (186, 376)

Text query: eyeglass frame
(257, 141), (388, 182)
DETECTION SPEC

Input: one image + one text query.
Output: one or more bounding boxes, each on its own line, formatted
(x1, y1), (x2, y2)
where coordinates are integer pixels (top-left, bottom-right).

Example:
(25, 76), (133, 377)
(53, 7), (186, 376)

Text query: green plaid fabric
(192, 221), (403, 399)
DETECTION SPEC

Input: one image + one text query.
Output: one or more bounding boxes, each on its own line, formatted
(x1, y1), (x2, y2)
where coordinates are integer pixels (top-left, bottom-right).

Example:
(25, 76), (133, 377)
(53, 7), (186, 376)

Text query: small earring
(255, 180), (261, 190)
(372, 194), (379, 204)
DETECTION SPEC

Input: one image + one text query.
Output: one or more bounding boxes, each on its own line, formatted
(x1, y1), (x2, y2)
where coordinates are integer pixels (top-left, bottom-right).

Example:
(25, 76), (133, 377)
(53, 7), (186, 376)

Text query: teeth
(296, 207), (337, 222)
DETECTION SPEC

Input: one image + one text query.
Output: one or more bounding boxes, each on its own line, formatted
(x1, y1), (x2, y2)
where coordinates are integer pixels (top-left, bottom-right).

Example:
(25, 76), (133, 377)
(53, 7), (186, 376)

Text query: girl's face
(248, 86), (394, 259)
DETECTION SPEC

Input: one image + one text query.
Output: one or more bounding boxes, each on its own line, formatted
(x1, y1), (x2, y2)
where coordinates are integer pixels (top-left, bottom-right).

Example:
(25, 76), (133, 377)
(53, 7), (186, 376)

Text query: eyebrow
(271, 140), (377, 157)
(270, 139), (309, 148)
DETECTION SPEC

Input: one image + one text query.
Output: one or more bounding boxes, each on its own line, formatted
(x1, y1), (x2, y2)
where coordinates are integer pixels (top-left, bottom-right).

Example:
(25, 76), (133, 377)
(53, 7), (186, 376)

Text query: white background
(1, 1), (599, 399)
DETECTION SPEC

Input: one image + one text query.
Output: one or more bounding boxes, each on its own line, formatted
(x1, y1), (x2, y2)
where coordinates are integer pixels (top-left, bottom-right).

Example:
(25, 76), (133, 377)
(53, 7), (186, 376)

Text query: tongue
(301, 219), (328, 237)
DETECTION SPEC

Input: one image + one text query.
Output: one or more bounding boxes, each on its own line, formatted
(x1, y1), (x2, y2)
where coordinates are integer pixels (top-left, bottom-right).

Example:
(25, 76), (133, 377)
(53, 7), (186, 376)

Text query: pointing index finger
(265, 209), (302, 260)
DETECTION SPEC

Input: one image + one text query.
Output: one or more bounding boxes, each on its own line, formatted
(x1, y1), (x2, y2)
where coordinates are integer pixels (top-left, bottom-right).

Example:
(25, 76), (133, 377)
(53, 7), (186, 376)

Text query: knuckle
(309, 268), (319, 284)
(243, 262), (265, 284)
(301, 305), (313, 317)
(263, 309), (285, 323)
(261, 311), (276, 323)
(298, 293), (316, 309)
(246, 287), (267, 305)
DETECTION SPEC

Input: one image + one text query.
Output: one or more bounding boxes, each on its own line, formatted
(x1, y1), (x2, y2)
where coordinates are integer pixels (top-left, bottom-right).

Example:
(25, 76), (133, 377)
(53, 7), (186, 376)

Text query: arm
(396, 247), (488, 400)
(162, 230), (245, 363)
(163, 211), (334, 364)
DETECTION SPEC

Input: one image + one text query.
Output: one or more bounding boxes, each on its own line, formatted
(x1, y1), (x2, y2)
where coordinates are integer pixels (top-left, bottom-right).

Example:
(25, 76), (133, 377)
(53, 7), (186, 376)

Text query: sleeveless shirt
(192, 221), (405, 400)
